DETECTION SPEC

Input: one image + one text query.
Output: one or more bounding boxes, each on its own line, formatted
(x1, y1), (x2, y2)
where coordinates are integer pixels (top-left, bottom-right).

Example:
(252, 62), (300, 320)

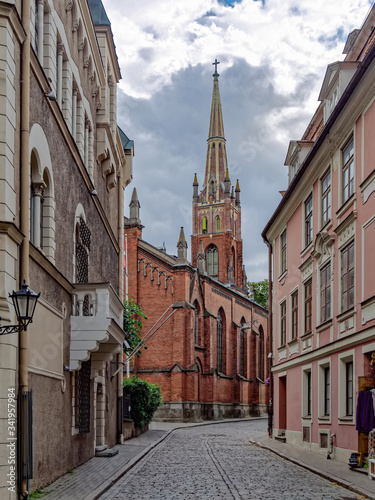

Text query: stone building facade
(125, 67), (268, 422)
(263, 6), (375, 464)
(0, 0), (132, 496)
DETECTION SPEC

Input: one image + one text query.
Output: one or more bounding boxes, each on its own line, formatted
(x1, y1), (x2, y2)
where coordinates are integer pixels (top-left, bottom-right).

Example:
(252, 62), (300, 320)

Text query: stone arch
(29, 124), (56, 263)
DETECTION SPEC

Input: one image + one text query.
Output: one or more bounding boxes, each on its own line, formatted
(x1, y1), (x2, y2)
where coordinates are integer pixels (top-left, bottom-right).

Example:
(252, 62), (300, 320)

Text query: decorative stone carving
(311, 231), (335, 264)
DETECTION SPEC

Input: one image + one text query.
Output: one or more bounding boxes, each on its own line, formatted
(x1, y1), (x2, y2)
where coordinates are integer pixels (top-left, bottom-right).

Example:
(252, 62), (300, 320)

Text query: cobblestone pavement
(99, 420), (366, 500)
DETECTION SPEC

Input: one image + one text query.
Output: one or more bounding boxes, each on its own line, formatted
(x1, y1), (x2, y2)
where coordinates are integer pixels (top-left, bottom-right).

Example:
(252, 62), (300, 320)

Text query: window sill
(320, 220), (333, 233)
(302, 415), (312, 421)
(217, 372), (233, 380)
(300, 332), (313, 340)
(300, 243), (313, 258)
(338, 416), (354, 425)
(337, 306), (355, 322)
(288, 338), (298, 346)
(316, 318), (333, 332)
(237, 374), (253, 382)
(278, 270), (287, 282)
(318, 416), (331, 424)
(278, 344), (287, 350)
(336, 194), (355, 219)
(194, 344), (205, 352)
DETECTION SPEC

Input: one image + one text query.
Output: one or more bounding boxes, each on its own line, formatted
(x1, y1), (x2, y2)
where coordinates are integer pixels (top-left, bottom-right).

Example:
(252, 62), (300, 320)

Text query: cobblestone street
(99, 420), (366, 500)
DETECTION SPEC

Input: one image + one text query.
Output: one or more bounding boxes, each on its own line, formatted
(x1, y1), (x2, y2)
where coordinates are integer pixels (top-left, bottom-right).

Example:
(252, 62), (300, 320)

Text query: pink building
(262, 7), (375, 464)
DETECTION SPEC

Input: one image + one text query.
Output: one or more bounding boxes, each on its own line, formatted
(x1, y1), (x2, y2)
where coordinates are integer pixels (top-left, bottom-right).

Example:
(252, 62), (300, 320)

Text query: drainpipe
(117, 148), (125, 442)
(264, 236), (273, 438)
(20, 0), (31, 498)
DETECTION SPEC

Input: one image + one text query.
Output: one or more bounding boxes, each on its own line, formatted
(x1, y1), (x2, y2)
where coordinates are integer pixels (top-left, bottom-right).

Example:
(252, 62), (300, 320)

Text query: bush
(123, 376), (162, 428)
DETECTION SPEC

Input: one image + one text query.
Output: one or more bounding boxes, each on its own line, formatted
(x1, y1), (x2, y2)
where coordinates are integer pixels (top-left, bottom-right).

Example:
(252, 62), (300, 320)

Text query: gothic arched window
(194, 300), (199, 345)
(216, 215), (221, 232)
(202, 216), (207, 234)
(239, 317), (246, 377)
(217, 309), (225, 373)
(207, 245), (218, 276)
(75, 215), (91, 284)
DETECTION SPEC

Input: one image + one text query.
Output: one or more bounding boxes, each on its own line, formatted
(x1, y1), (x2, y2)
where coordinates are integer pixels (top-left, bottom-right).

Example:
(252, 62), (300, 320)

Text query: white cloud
(105, 0), (372, 281)
(104, 0), (371, 100)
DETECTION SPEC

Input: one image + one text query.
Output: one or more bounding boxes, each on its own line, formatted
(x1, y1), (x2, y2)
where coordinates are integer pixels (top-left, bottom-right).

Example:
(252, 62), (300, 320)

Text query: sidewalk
(250, 434), (375, 500)
(41, 418), (375, 500)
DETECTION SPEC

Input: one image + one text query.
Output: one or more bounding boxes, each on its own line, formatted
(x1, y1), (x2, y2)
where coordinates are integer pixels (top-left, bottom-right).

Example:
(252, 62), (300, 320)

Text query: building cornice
(0, 4), (26, 43)
(272, 325), (375, 373)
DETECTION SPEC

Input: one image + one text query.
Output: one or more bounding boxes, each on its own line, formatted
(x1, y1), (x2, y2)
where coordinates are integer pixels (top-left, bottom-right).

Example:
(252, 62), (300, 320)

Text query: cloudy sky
(103, 0), (373, 281)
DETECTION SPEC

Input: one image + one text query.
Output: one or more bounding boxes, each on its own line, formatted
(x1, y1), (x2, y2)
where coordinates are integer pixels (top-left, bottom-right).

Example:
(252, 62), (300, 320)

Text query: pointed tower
(176, 227), (188, 264)
(129, 187), (141, 225)
(191, 60), (243, 288)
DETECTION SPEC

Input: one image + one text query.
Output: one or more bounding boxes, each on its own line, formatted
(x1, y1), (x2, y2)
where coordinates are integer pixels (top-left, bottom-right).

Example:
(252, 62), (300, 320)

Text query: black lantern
(0, 281), (40, 335)
(10, 281), (40, 329)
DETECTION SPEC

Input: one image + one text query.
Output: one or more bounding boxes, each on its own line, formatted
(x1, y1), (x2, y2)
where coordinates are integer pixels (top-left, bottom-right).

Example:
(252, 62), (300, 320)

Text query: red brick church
(124, 62), (268, 421)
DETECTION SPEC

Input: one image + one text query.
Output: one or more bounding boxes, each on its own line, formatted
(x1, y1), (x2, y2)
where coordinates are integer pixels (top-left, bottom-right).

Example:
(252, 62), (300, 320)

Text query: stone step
(95, 445), (108, 453)
(96, 448), (119, 458)
(274, 435), (286, 443)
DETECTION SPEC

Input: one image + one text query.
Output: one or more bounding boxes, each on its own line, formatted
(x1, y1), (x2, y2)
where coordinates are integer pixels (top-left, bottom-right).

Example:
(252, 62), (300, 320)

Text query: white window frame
(280, 299), (287, 347)
(302, 365), (313, 420)
(318, 429), (330, 451)
(338, 350), (355, 424)
(318, 358), (331, 423)
(320, 167), (332, 229)
(279, 229), (287, 277)
(289, 287), (299, 341)
(303, 277), (313, 336)
(341, 135), (355, 206)
(304, 193), (313, 249)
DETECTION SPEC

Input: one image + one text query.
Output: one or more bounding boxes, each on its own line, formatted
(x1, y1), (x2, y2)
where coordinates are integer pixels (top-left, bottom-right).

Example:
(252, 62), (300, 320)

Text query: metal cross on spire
(212, 58), (220, 73)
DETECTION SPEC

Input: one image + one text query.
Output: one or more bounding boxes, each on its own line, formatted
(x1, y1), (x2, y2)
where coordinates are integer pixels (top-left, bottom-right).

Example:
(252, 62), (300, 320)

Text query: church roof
(88, 0), (111, 26)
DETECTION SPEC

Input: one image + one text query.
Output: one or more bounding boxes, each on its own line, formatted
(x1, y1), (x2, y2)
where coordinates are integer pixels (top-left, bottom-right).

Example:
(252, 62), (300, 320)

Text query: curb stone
(249, 438), (375, 500)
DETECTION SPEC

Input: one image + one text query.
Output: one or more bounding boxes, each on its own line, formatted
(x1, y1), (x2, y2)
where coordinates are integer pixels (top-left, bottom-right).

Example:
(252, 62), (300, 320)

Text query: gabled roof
(284, 140), (314, 166)
(88, 0), (111, 26)
(318, 61), (359, 101)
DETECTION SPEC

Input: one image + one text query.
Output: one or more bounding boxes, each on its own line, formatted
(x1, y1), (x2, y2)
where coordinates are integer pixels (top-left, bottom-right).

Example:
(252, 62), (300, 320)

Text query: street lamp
(0, 281), (40, 335)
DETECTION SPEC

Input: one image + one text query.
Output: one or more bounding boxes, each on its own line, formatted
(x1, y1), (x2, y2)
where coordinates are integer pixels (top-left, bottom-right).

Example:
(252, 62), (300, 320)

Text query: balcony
(70, 283), (124, 371)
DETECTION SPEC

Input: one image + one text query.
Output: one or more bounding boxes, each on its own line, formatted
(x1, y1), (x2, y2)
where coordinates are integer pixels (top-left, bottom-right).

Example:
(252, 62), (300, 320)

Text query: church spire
(191, 63), (243, 289)
(208, 59), (225, 140)
(203, 59), (228, 201)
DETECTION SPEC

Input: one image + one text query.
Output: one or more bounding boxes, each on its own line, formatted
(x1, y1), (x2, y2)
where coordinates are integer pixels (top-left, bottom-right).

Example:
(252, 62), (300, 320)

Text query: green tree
(123, 297), (148, 355)
(248, 279), (269, 309)
(123, 376), (163, 428)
